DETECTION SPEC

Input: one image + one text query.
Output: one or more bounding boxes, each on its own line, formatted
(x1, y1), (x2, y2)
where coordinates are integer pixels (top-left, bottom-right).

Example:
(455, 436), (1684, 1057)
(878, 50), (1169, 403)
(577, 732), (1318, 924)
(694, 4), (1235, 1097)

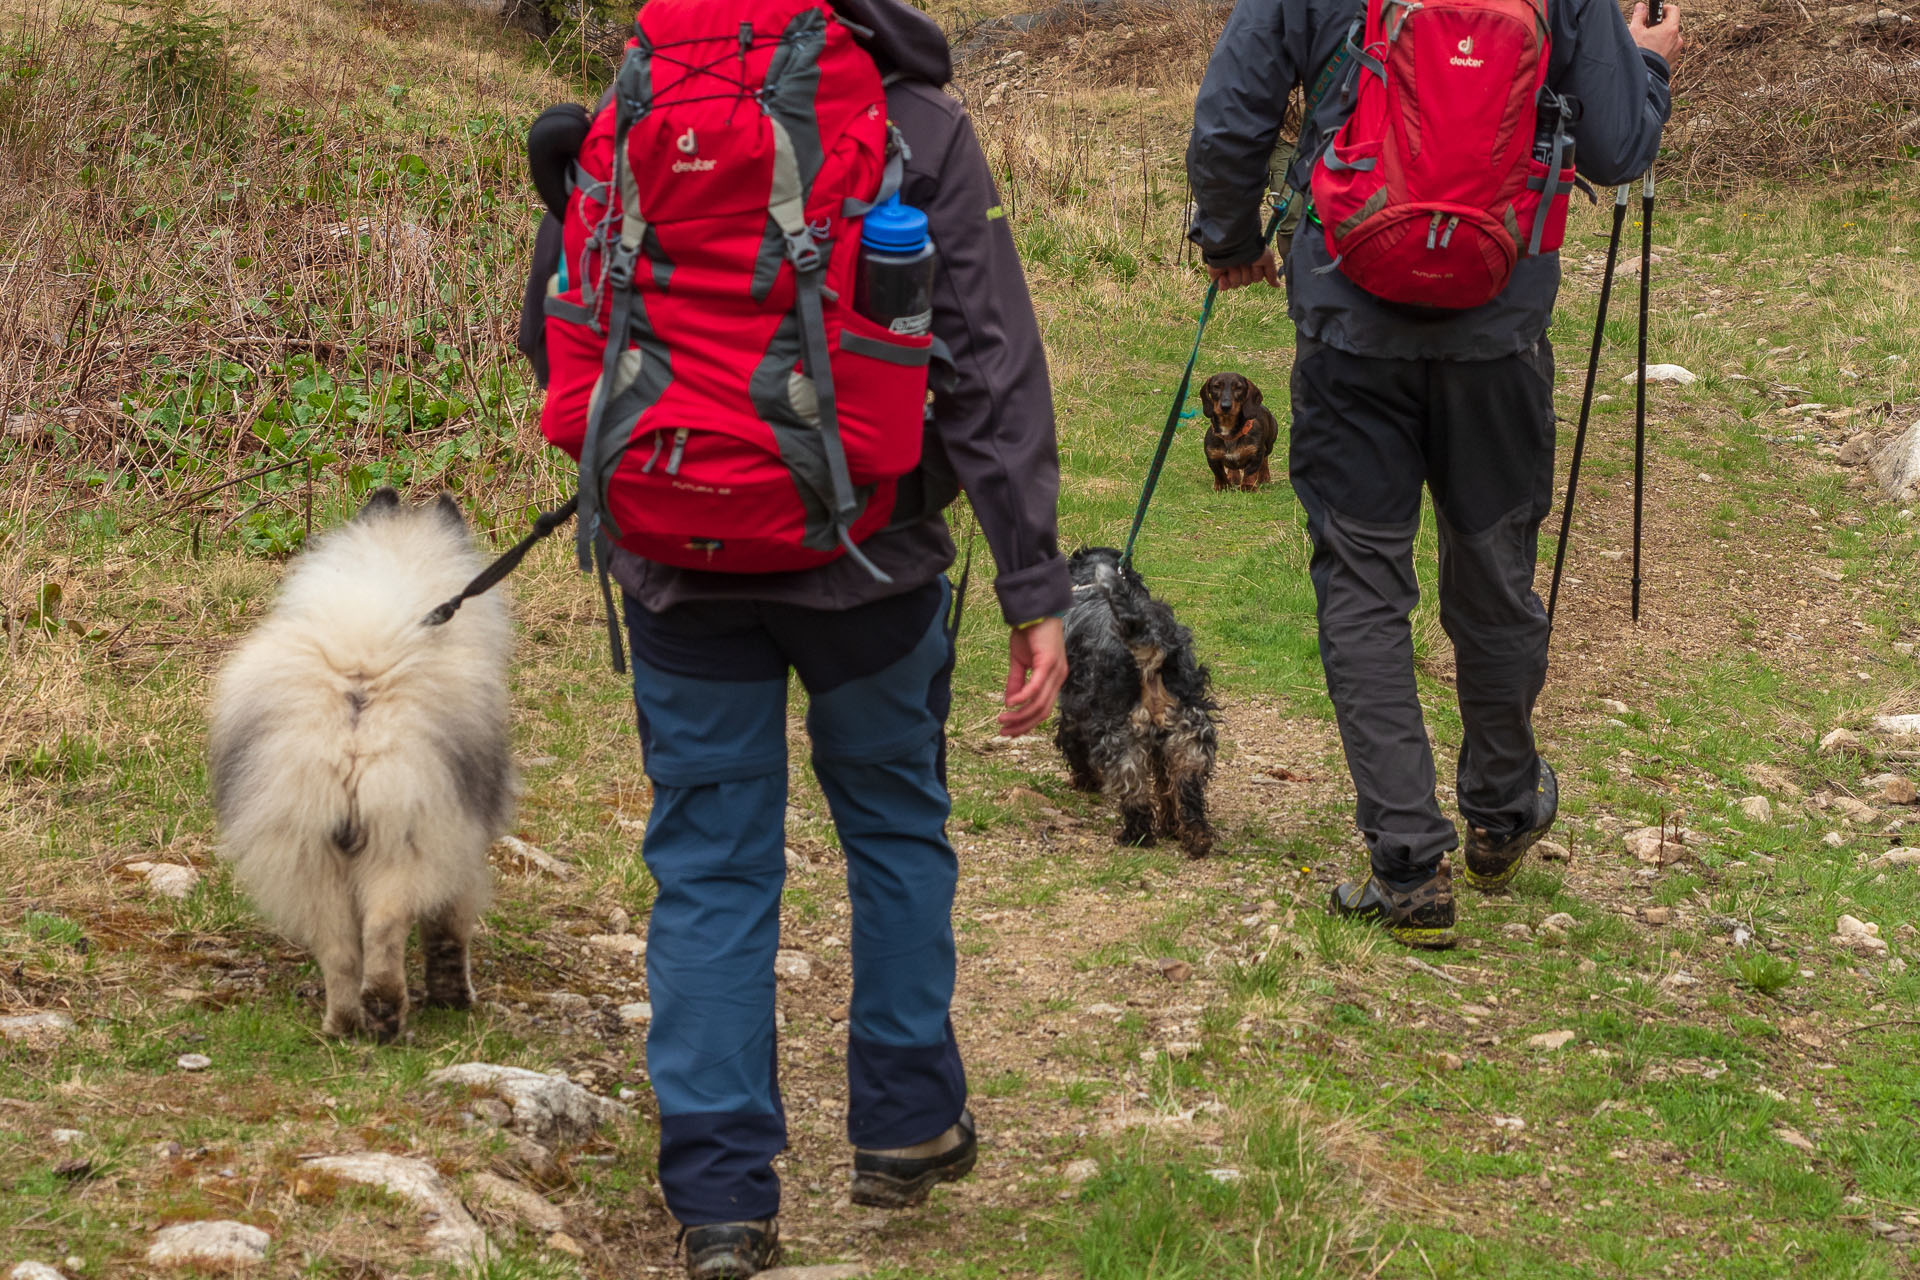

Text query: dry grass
(939, 0), (1920, 190)
(0, 0), (573, 471)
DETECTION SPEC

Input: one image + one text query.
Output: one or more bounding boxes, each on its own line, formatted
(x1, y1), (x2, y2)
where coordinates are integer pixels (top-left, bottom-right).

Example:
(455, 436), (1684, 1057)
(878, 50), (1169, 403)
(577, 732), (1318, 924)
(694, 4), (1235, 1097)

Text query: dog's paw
(424, 982), (475, 1011)
(360, 990), (405, 1044)
(321, 1007), (365, 1038)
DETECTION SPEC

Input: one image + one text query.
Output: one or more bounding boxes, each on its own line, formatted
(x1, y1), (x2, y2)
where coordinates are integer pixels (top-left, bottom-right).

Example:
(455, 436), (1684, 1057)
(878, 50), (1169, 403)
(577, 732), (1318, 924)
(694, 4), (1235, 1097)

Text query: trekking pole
(1631, 166), (1654, 623)
(1547, 183), (1631, 632)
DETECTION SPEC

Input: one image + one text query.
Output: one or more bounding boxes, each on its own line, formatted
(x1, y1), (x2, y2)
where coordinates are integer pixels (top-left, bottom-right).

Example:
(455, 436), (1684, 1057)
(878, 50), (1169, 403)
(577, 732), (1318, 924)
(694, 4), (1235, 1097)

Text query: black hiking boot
(683, 1219), (779, 1279)
(1328, 857), (1457, 950)
(1460, 759), (1559, 894)
(851, 1110), (978, 1209)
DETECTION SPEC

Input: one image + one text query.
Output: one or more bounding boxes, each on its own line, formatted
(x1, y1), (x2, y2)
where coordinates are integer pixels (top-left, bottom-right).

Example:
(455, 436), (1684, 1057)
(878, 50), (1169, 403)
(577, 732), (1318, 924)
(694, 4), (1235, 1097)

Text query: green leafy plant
(1733, 951), (1798, 997)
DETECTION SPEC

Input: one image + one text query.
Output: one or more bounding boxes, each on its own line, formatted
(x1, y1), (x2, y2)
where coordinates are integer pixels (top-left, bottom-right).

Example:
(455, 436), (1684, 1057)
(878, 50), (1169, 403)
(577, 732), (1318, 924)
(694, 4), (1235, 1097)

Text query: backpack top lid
(861, 195), (928, 253)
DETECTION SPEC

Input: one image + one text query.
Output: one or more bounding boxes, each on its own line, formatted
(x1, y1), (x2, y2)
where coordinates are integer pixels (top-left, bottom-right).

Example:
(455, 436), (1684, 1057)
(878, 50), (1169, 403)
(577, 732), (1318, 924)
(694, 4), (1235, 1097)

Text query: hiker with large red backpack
(1187, 0), (1681, 947)
(518, 1), (1070, 1273)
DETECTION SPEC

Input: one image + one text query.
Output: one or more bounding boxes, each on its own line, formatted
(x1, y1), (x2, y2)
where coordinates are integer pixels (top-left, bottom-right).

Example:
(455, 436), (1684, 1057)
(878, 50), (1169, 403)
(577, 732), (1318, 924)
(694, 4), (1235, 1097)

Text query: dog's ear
(1245, 380), (1264, 410)
(355, 487), (402, 522)
(431, 492), (468, 533)
(1198, 375), (1220, 413)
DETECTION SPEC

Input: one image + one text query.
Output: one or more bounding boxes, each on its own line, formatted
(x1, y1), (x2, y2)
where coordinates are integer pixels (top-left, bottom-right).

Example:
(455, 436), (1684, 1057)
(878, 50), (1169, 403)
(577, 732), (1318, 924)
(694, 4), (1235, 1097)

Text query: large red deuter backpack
(539, 0), (932, 580)
(1309, 0), (1579, 310)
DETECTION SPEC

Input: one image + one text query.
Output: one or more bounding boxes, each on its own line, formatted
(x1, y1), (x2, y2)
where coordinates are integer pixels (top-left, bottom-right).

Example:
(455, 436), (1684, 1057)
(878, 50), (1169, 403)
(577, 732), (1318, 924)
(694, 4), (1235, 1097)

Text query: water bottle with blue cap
(855, 193), (936, 337)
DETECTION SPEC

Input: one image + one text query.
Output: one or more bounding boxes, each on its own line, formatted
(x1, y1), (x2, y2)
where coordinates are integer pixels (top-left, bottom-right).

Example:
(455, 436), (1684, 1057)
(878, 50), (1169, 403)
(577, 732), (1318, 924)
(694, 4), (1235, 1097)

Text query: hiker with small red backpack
(1187, 0), (1681, 947)
(518, 0), (1069, 1273)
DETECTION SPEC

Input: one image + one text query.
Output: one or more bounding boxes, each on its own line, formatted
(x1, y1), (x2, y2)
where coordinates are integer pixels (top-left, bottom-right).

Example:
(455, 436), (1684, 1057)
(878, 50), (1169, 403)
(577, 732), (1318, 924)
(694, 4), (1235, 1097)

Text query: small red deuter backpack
(539, 0), (933, 579)
(1309, 0), (1580, 310)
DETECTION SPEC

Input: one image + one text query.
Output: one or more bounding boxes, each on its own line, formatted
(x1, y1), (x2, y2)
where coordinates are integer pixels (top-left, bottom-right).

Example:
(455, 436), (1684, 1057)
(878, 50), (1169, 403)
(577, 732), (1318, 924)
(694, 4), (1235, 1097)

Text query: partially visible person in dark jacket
(1186, 0), (1681, 947)
(522, 4), (1068, 1275)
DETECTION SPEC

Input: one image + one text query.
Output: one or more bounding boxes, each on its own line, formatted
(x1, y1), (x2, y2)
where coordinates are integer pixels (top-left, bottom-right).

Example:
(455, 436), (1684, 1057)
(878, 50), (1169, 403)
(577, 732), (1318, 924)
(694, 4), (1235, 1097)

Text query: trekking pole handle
(1646, 0), (1663, 24)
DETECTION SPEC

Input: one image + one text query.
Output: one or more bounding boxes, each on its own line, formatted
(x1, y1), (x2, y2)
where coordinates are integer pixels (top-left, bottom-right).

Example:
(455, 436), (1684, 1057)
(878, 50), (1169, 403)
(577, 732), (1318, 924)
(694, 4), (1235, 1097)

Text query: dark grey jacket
(590, 0), (1070, 626)
(1186, 0), (1672, 361)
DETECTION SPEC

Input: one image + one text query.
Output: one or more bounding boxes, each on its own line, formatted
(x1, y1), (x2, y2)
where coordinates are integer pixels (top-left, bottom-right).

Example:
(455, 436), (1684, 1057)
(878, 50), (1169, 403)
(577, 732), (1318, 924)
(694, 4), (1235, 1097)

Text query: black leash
(1120, 197), (1290, 571)
(423, 494), (579, 624)
(1546, 184), (1630, 631)
(946, 510), (977, 644)
(1631, 167), (1654, 623)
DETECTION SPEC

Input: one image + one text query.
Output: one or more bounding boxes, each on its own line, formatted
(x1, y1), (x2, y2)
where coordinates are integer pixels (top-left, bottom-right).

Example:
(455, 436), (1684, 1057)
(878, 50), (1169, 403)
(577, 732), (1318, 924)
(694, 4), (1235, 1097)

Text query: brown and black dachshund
(1198, 372), (1279, 492)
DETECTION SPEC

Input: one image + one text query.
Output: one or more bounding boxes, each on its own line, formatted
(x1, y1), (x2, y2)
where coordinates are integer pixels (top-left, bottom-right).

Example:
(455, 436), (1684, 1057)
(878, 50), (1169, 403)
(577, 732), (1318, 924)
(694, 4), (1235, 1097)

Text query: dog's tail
(1091, 560), (1155, 652)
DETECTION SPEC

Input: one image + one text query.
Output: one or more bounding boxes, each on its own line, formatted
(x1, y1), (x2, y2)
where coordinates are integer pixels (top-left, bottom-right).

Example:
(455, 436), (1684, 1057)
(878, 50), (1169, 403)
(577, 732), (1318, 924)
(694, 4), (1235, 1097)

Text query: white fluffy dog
(209, 488), (514, 1041)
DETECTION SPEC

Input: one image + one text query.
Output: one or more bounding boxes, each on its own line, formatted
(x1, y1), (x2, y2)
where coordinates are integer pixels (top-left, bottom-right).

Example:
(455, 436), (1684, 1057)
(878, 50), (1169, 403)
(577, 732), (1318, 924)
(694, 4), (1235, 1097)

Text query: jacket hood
(832, 0), (952, 86)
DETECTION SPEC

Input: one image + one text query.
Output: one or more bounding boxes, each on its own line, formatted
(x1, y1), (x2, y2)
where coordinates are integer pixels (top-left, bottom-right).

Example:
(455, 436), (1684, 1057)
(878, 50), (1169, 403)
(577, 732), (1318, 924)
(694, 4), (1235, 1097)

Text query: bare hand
(1000, 618), (1067, 738)
(1207, 249), (1280, 292)
(1629, 2), (1683, 63)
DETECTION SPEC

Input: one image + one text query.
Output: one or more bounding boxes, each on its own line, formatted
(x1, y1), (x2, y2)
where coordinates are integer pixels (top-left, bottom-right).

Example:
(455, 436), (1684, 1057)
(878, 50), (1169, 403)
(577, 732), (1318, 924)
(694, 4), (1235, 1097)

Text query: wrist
(1013, 612), (1065, 631)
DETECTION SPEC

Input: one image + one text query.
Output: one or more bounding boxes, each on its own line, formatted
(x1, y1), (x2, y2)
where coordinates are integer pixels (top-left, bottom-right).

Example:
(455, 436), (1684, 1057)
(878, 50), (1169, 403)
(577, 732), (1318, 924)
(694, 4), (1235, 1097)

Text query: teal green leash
(1119, 195), (1292, 571)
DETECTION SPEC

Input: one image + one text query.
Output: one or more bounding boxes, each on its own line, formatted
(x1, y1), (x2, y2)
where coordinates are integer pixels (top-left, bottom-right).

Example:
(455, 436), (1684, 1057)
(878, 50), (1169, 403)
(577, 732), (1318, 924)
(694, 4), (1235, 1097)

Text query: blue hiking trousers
(623, 577), (965, 1226)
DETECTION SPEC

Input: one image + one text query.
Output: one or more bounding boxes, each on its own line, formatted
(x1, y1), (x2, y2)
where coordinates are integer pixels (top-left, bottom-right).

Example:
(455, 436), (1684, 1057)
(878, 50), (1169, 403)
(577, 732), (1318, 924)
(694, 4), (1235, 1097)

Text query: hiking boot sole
(849, 1144), (978, 1209)
(1385, 920), (1457, 950)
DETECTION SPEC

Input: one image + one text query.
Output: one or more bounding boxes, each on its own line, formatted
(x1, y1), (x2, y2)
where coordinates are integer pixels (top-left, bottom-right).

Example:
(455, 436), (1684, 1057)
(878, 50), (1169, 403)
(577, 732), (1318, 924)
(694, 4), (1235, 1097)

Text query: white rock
(1492, 1115), (1526, 1131)
(1738, 796), (1773, 823)
(1873, 848), (1920, 867)
(1823, 831), (1848, 848)
(586, 933), (646, 957)
(1540, 912), (1578, 935)
(1821, 727), (1862, 753)
(146, 1221), (270, 1268)
(1624, 826), (1692, 864)
(1871, 423), (1920, 500)
(427, 1063), (631, 1144)
(1874, 713), (1920, 737)
(1623, 363), (1696, 385)
(1527, 1030), (1577, 1051)
(1833, 796), (1879, 825)
(10, 1263), (66, 1280)
(543, 992), (590, 1015)
(617, 1002), (653, 1025)
(757, 1266), (873, 1280)
(1834, 915), (1890, 954)
(145, 865), (200, 900)
(1837, 915), (1882, 939)
(1599, 698), (1632, 714)
(1537, 840), (1571, 862)
(1062, 1158), (1100, 1184)
(176, 1054), (211, 1072)
(50, 1129), (83, 1145)
(1774, 1127), (1817, 1154)
(301, 1154), (491, 1262)
(774, 951), (813, 982)
(607, 908), (632, 934)
(466, 1171), (566, 1234)
(494, 835), (573, 879)
(1502, 923), (1533, 941)
(1204, 1168), (1244, 1183)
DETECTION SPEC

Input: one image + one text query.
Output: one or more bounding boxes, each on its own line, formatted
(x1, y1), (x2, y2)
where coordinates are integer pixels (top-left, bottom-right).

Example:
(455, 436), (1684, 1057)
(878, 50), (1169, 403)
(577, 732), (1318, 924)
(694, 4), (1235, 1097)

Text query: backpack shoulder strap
(1285, 17), (1369, 193)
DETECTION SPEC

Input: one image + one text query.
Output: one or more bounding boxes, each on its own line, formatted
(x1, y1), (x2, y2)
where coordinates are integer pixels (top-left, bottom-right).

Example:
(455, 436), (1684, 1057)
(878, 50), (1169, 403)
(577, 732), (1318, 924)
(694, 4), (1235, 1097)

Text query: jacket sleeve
(911, 107), (1072, 627)
(1186, 0), (1300, 267)
(1562, 0), (1671, 185)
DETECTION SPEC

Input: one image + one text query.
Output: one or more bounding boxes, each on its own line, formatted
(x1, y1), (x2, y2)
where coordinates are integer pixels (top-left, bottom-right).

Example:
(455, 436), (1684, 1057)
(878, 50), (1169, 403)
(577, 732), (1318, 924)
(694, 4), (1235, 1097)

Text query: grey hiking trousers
(1288, 336), (1556, 884)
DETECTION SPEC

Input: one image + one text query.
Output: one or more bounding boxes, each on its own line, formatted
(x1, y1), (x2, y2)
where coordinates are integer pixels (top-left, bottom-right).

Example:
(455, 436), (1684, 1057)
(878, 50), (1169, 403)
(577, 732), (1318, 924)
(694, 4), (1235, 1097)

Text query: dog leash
(1119, 195), (1291, 572)
(946, 510), (977, 645)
